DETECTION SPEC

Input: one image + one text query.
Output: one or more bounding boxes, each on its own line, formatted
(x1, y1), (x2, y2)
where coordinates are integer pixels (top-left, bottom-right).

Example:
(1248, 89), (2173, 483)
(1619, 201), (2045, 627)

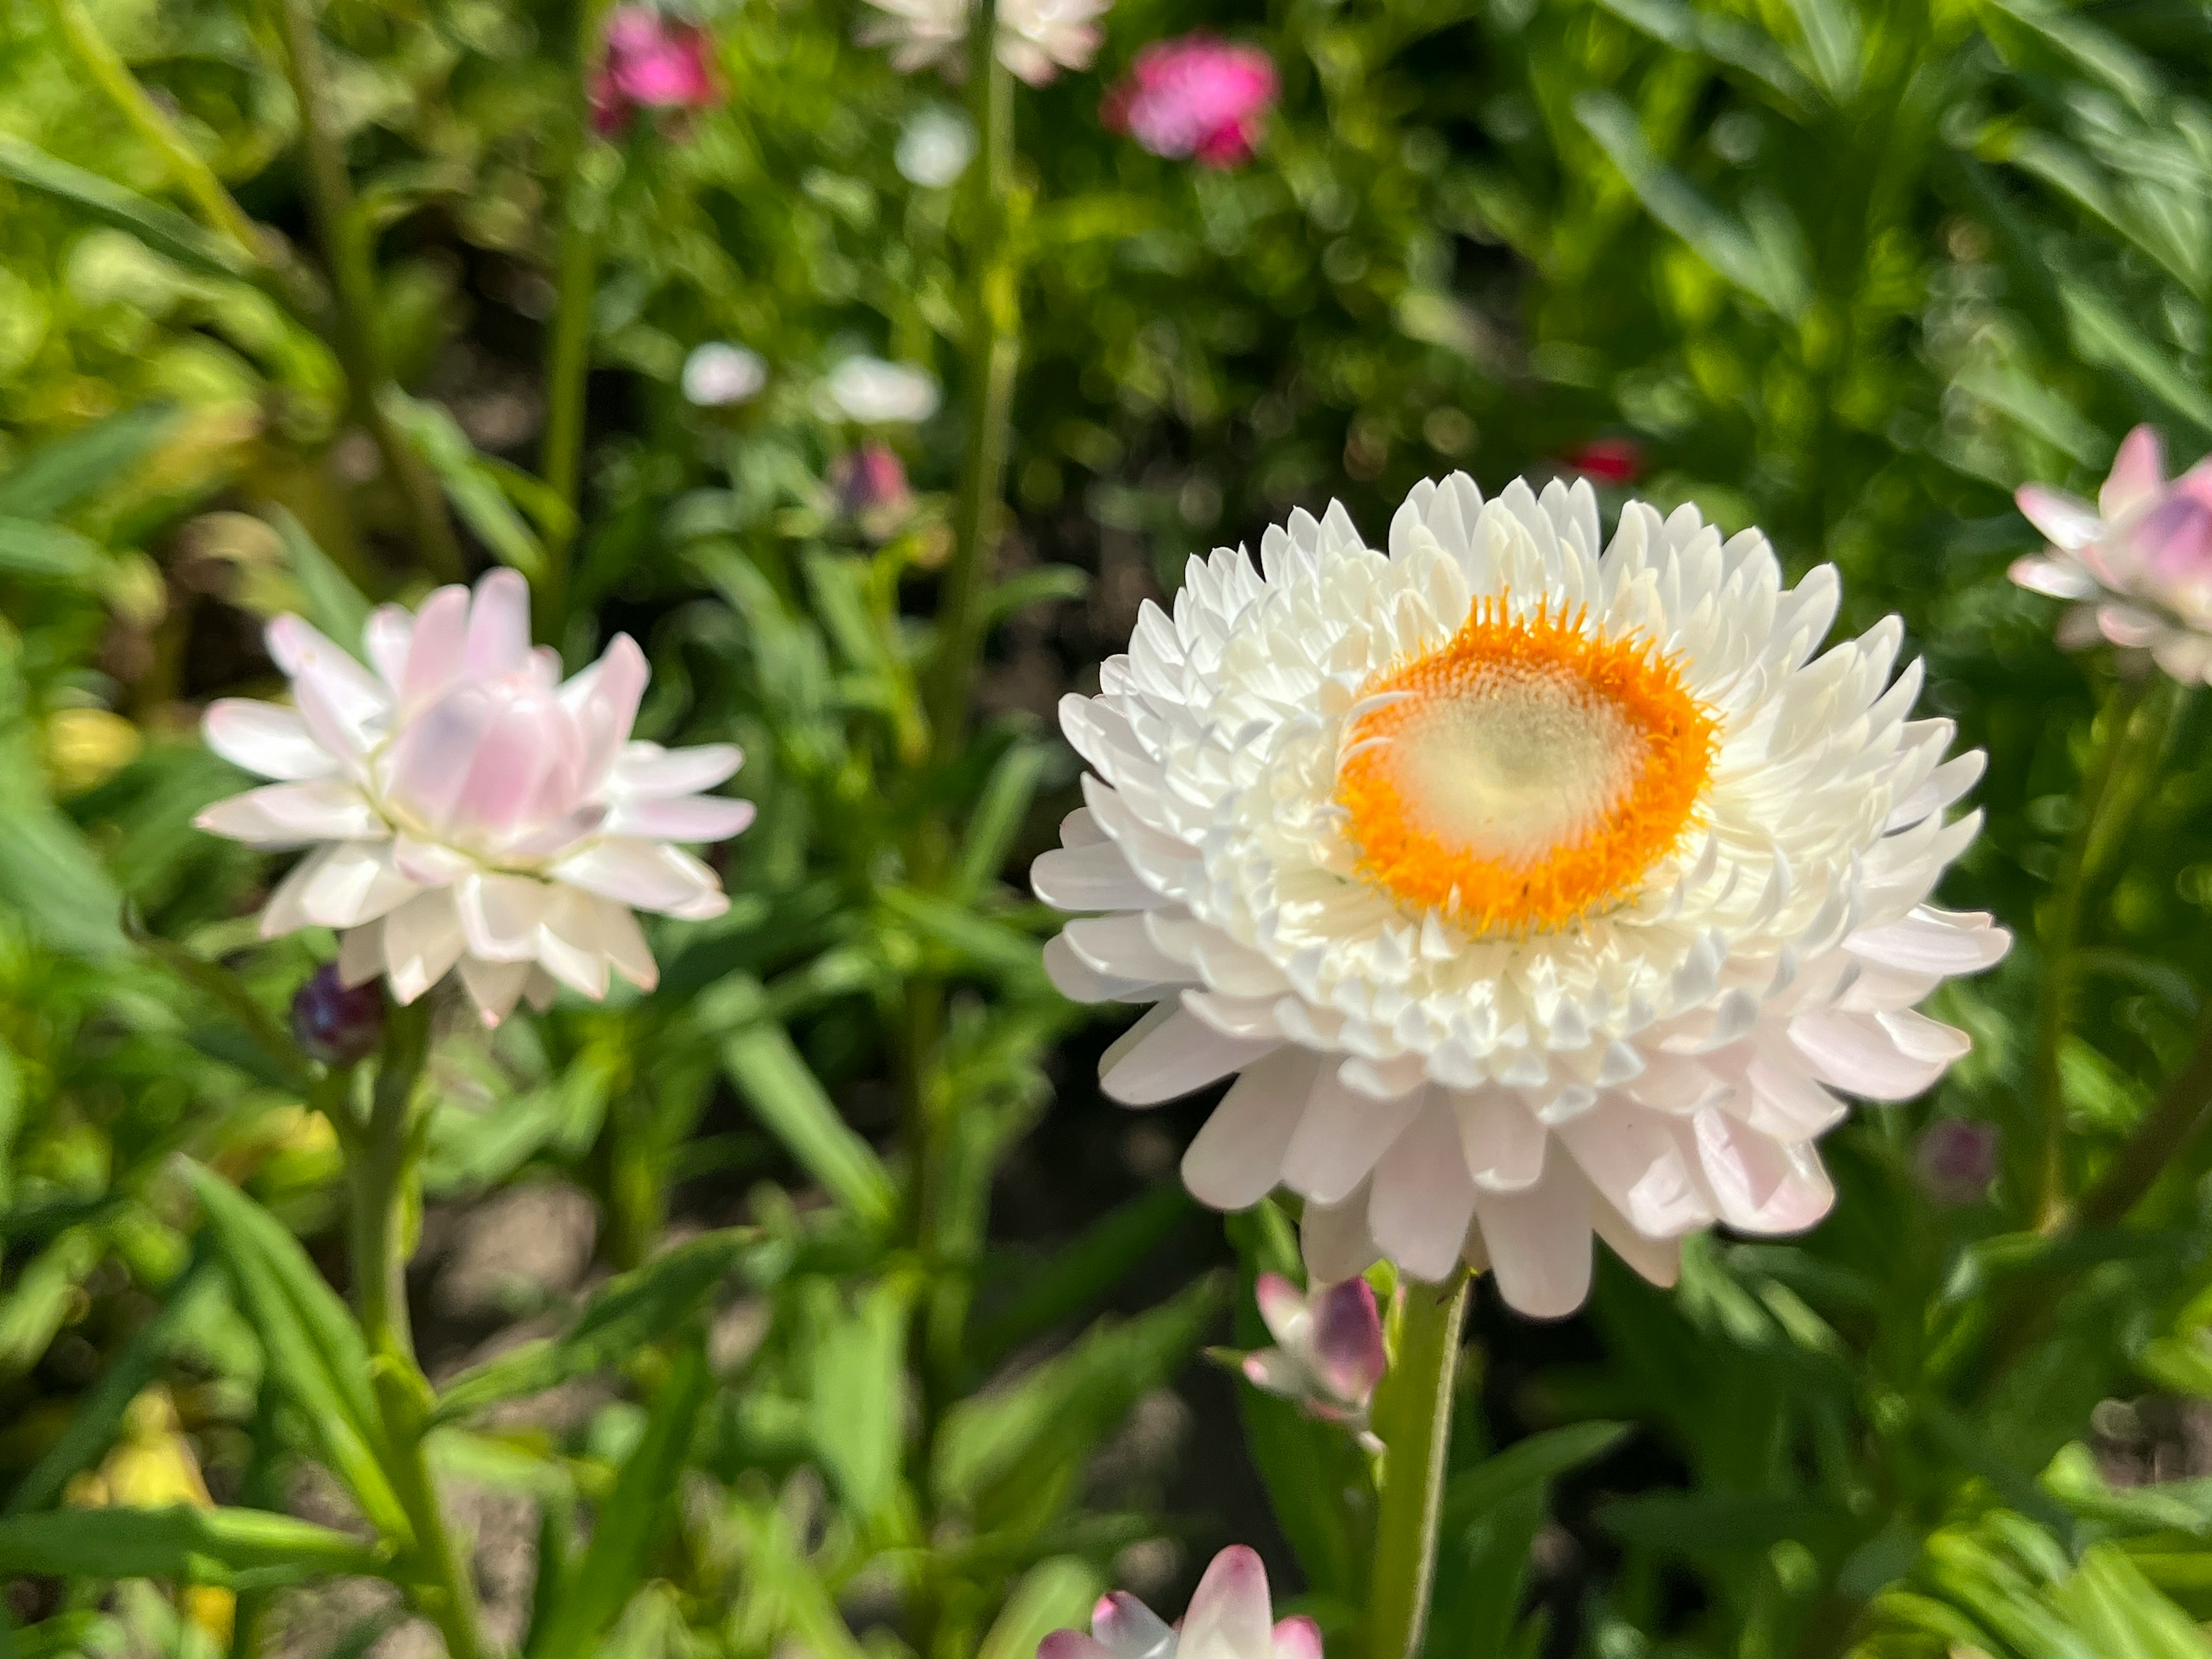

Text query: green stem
(41, 0), (262, 258)
(344, 1003), (488, 1659)
(2031, 673), (2152, 1227)
(1365, 1271), (1469, 1659)
(923, 3), (1018, 770)
(2076, 1002), (2212, 1232)
(270, 0), (465, 582)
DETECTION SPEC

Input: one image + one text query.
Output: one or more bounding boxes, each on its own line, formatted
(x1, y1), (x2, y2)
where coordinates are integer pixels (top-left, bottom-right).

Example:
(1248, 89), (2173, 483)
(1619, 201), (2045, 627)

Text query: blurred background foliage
(10, 0), (2212, 1656)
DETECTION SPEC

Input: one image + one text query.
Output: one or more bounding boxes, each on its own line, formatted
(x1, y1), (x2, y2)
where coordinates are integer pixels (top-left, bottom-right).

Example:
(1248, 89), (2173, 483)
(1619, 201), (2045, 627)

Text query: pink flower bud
(590, 7), (720, 138)
(1103, 36), (1279, 169)
(291, 963), (384, 1066)
(831, 442), (914, 539)
(1040, 1547), (1315, 1659)
(1239, 1271), (1385, 1446)
(1915, 1119), (1999, 1206)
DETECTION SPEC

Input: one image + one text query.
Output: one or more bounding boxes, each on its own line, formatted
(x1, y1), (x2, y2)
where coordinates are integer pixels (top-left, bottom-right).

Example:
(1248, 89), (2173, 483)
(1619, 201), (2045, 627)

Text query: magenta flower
(1915, 1119), (1999, 1206)
(590, 7), (719, 138)
(1560, 437), (1643, 487)
(195, 571), (753, 1027)
(1241, 1272), (1387, 1449)
(1040, 1547), (1320, 1659)
(1103, 36), (1279, 169)
(2014, 425), (2212, 683)
(832, 442), (914, 539)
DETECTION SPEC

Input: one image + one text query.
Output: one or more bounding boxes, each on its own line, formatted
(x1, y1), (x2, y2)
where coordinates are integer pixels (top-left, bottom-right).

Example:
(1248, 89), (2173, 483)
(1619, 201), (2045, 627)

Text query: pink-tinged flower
(1915, 1119), (1998, 1206)
(832, 442), (914, 539)
(590, 7), (719, 137)
(1103, 36), (1278, 168)
(1241, 1272), (1386, 1448)
(195, 570), (753, 1028)
(859, 0), (1109, 88)
(1040, 1547), (1320, 1659)
(2014, 425), (2212, 683)
(1560, 437), (1643, 487)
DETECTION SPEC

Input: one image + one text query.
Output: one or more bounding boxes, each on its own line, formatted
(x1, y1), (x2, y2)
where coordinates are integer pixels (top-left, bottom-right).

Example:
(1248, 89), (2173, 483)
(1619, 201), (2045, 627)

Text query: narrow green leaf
(976, 1558), (1105, 1659)
(981, 566), (1090, 629)
(808, 1275), (915, 1516)
(0, 137), (250, 282)
(1441, 1422), (1633, 1533)
(0, 520), (108, 583)
(265, 507), (372, 649)
(0, 1505), (385, 1586)
(878, 886), (1043, 981)
(972, 1181), (1197, 1369)
(381, 389), (547, 580)
(953, 740), (1049, 900)
(720, 1023), (895, 1226)
(0, 404), (177, 519)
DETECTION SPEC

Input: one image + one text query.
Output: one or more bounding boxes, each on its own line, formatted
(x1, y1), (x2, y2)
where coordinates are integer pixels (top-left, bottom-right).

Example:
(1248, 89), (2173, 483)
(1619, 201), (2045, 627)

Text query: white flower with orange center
(196, 571), (753, 1028)
(1034, 476), (2007, 1316)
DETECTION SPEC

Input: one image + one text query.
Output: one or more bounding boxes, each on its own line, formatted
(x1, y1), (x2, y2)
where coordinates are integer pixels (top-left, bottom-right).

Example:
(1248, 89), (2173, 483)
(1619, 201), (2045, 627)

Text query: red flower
(590, 8), (719, 138)
(1103, 35), (1278, 169)
(1560, 437), (1643, 486)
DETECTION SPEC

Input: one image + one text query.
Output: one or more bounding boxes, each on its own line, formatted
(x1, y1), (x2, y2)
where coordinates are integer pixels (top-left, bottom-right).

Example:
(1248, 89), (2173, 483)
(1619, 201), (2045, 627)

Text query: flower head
(196, 570), (753, 1027)
(1241, 1272), (1386, 1445)
(831, 442), (915, 539)
(1915, 1118), (1999, 1206)
(1103, 36), (1278, 168)
(1040, 1547), (1320, 1659)
(1034, 476), (2006, 1317)
(2014, 425), (2212, 683)
(1560, 437), (1643, 487)
(683, 342), (766, 407)
(824, 356), (941, 425)
(859, 0), (1108, 88)
(590, 7), (719, 137)
(291, 963), (385, 1066)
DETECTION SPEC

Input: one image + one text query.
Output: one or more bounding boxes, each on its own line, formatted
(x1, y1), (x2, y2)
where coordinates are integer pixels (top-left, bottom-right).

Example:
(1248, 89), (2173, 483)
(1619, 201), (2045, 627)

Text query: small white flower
(858, 0), (1108, 88)
(196, 571), (754, 1028)
(1040, 1547), (1319, 1659)
(1034, 475), (2008, 1317)
(824, 355), (941, 425)
(897, 105), (978, 188)
(683, 342), (766, 407)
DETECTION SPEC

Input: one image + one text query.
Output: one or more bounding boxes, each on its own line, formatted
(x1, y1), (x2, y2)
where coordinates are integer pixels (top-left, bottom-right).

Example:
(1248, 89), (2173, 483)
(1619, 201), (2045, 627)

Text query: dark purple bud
(291, 963), (385, 1066)
(831, 442), (913, 539)
(1915, 1118), (1999, 1205)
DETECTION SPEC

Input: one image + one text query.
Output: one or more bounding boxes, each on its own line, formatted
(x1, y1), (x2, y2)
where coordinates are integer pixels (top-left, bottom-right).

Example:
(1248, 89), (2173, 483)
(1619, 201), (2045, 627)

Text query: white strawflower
(859, 0), (1108, 88)
(196, 571), (753, 1028)
(1040, 1547), (1319, 1659)
(1033, 476), (2007, 1317)
(824, 355), (941, 425)
(897, 105), (978, 187)
(682, 342), (766, 407)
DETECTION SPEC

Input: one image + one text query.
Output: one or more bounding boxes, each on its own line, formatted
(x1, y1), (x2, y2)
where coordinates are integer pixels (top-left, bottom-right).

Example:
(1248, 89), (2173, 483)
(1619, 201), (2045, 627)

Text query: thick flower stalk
(1103, 36), (1278, 169)
(197, 570), (753, 1026)
(1034, 476), (2007, 1316)
(589, 6), (720, 136)
(860, 0), (1108, 86)
(2014, 424), (2212, 683)
(1241, 1271), (1387, 1447)
(1040, 1547), (1320, 1659)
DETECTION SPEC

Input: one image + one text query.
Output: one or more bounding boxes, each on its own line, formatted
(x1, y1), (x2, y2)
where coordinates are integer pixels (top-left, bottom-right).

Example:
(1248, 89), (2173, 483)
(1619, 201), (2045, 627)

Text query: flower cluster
(196, 571), (753, 1027)
(1035, 475), (2005, 1315)
(1040, 1548), (1319, 1659)
(590, 7), (719, 137)
(1103, 36), (1278, 169)
(2014, 425), (2212, 683)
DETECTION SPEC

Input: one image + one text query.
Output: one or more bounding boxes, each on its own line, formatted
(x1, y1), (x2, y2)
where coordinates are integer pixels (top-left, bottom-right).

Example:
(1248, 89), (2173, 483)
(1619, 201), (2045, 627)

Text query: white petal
(1787, 1010), (1946, 1101)
(1031, 840), (1160, 911)
(1181, 1047), (1317, 1209)
(1281, 1066), (1424, 1206)
(1456, 1092), (1547, 1191)
(400, 586), (471, 707)
(456, 953), (532, 1027)
(462, 569), (533, 678)
(549, 839), (729, 921)
(611, 741), (743, 798)
(455, 871), (551, 963)
(203, 700), (338, 781)
(266, 614), (389, 733)
(338, 921), (384, 987)
(1691, 1110), (1834, 1234)
(603, 794), (756, 842)
(300, 841), (421, 929)
(195, 781), (385, 847)
(1301, 1186), (1382, 1282)
(382, 890), (465, 1004)
(1471, 1157), (1593, 1318)
(364, 604), (413, 692)
(1179, 1547), (1274, 1659)
(258, 847), (335, 938)
(1099, 1006), (1278, 1107)
(1368, 1096), (1479, 1282)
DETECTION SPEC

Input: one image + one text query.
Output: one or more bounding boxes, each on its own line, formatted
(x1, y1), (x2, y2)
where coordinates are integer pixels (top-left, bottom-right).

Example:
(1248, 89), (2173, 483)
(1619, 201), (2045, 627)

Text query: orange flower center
(1335, 595), (1716, 935)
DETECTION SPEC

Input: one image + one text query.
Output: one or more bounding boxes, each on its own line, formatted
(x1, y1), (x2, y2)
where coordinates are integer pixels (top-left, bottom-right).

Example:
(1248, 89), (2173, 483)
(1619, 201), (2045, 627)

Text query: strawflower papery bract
(589, 6), (719, 136)
(2013, 424), (2212, 683)
(859, 0), (1109, 86)
(1033, 475), (2007, 1316)
(1103, 35), (1278, 169)
(1242, 1272), (1386, 1446)
(1040, 1547), (1320, 1659)
(196, 570), (753, 1027)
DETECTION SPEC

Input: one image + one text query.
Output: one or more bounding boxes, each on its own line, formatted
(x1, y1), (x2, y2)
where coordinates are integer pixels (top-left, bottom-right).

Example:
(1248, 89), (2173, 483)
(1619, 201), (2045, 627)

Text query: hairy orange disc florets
(1335, 594), (1715, 935)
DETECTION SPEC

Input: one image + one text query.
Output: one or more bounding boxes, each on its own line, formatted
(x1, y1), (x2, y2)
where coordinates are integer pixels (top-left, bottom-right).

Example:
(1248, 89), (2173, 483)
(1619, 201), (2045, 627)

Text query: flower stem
(344, 1002), (488, 1659)
(40, 0), (262, 259)
(924, 1), (1019, 770)
(1365, 1270), (1469, 1659)
(269, 0), (465, 582)
(2032, 673), (2153, 1227)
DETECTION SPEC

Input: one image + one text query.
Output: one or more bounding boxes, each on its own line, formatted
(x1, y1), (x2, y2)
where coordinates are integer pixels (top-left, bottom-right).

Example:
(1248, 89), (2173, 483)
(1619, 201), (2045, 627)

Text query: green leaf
(0, 137), (250, 283)
(180, 1162), (409, 1540)
(1440, 1422), (1633, 1533)
(265, 507), (373, 649)
(878, 887), (1043, 982)
(0, 520), (108, 583)
(7, 1253), (222, 1515)
(972, 1181), (1197, 1370)
(2058, 282), (2212, 438)
(0, 404), (176, 520)
(380, 389), (548, 581)
(981, 566), (1090, 630)
(976, 1558), (1106, 1659)
(720, 1022), (895, 1226)
(0, 737), (127, 959)
(808, 1275), (915, 1516)
(953, 740), (1050, 900)
(433, 1229), (760, 1424)
(525, 1335), (712, 1659)
(0, 1505), (384, 1587)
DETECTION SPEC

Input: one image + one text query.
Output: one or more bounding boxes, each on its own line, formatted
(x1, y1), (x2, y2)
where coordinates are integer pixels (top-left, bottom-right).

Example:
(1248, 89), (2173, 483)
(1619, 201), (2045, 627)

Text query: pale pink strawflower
(1103, 36), (1278, 168)
(2013, 425), (2212, 683)
(195, 570), (753, 1028)
(590, 7), (719, 137)
(1242, 1272), (1386, 1449)
(1040, 1547), (1320, 1659)
(859, 0), (1109, 88)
